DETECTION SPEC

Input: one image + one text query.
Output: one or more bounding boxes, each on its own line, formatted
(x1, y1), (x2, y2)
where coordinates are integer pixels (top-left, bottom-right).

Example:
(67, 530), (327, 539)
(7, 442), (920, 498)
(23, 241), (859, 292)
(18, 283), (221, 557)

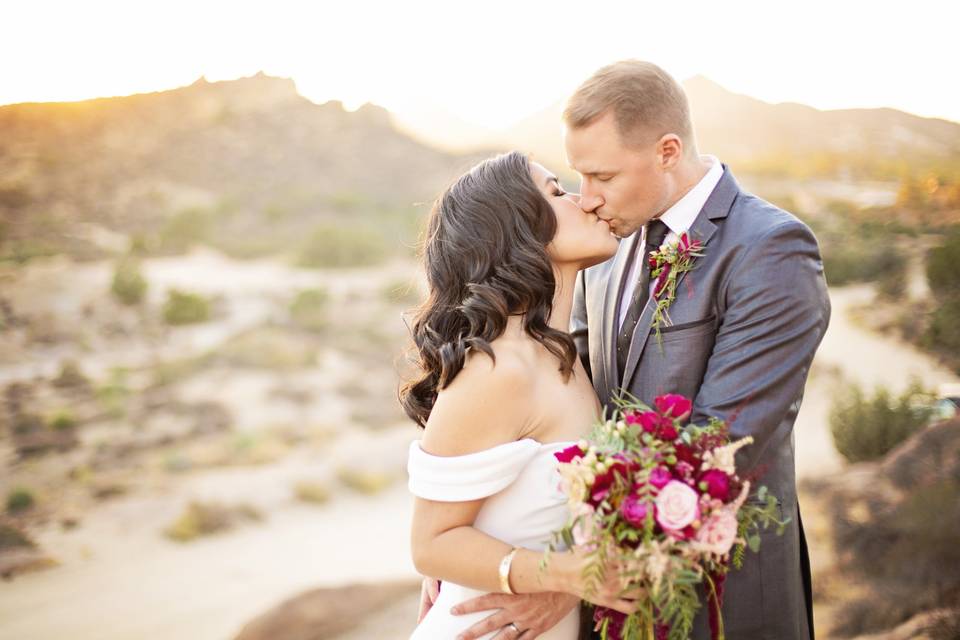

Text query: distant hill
(0, 73), (480, 261)
(395, 76), (960, 181)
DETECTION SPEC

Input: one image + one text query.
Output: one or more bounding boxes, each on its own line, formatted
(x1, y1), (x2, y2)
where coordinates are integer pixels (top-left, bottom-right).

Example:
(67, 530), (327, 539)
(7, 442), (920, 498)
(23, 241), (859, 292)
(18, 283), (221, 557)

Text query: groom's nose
(580, 192), (604, 214)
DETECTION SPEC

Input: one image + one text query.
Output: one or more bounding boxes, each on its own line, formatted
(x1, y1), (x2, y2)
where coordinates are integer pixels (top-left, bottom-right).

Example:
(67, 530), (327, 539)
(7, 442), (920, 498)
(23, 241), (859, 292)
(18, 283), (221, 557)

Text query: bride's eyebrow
(543, 175), (560, 187)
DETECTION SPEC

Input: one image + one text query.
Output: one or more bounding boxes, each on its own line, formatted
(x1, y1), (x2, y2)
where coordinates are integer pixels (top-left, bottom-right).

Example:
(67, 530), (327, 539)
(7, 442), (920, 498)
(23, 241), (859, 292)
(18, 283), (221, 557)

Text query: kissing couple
(401, 60), (829, 640)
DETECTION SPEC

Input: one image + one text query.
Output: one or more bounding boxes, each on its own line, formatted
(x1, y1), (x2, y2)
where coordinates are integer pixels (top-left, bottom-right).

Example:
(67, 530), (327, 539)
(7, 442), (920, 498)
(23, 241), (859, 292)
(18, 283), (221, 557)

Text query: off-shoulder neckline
(411, 437), (578, 459)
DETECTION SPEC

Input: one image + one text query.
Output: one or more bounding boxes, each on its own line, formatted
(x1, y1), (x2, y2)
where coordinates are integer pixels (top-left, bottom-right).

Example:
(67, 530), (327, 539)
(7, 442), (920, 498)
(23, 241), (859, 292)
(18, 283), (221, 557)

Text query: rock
(233, 580), (419, 640)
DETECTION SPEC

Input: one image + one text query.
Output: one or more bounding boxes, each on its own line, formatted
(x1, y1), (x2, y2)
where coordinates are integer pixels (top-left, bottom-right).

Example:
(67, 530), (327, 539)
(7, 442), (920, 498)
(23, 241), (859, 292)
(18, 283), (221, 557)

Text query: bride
(401, 151), (637, 639)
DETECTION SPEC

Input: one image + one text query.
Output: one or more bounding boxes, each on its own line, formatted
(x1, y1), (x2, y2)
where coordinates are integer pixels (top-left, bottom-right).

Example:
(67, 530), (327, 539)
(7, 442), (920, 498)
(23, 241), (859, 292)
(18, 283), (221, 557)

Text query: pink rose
(572, 503), (598, 550)
(620, 493), (653, 527)
(654, 394), (692, 420)
(699, 469), (731, 501)
(554, 444), (584, 463)
(655, 480), (701, 531)
(694, 509), (739, 555)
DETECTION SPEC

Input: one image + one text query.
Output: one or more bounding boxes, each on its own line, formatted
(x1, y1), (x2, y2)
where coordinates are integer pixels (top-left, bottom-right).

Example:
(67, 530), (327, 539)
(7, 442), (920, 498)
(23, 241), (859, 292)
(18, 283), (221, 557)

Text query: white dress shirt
(618, 155), (724, 330)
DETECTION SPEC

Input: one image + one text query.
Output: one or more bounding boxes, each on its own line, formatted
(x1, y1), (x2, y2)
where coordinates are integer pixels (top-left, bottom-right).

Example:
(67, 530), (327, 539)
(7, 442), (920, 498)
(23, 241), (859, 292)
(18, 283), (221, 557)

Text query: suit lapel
(600, 231), (642, 400)
(619, 166), (741, 391)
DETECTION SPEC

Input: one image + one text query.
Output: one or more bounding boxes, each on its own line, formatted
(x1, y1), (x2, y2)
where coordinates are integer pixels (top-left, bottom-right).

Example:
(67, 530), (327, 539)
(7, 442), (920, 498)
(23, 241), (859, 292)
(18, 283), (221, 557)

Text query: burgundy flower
(699, 469), (731, 501)
(589, 457), (632, 506)
(654, 394), (692, 420)
(653, 263), (672, 298)
(679, 232), (692, 252)
(553, 444), (584, 463)
(637, 411), (661, 434)
(594, 607), (626, 639)
(658, 423), (679, 441)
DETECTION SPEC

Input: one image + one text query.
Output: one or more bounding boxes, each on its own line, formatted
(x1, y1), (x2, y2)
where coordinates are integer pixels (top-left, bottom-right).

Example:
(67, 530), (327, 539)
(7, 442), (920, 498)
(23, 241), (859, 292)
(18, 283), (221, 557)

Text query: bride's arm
(410, 350), (638, 613)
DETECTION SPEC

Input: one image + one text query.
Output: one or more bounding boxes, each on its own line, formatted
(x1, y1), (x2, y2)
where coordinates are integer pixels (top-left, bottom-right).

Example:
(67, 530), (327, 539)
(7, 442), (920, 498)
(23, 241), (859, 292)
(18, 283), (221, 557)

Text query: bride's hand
(451, 591), (580, 640)
(417, 577), (441, 623)
(557, 547), (645, 616)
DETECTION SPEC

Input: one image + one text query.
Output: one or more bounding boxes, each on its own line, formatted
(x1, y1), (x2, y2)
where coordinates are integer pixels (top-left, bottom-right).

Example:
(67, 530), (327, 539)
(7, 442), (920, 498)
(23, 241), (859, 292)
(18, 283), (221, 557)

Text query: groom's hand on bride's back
(450, 591), (580, 640)
(417, 577), (441, 623)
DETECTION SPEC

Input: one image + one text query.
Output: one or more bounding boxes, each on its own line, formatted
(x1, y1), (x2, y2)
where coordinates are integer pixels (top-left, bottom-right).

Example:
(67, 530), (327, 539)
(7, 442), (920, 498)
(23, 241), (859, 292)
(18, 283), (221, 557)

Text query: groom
(564, 60), (829, 640)
(446, 60), (829, 640)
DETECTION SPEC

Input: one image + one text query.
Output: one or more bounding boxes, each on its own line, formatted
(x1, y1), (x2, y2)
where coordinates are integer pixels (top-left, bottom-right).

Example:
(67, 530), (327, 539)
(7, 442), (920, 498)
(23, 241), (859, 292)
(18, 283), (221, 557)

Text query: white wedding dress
(407, 438), (581, 640)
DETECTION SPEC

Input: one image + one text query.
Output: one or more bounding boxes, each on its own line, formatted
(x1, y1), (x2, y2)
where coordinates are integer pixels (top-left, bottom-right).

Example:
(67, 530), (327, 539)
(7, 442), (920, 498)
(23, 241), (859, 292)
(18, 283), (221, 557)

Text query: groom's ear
(656, 133), (684, 170)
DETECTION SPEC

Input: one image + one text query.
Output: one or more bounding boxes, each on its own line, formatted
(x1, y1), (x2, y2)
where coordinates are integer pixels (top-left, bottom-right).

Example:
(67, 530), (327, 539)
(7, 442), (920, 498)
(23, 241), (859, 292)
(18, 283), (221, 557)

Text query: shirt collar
(655, 154), (724, 236)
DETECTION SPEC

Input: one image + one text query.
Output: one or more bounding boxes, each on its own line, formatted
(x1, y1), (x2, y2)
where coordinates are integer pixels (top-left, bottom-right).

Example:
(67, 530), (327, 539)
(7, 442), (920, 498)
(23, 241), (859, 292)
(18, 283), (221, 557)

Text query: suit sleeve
(571, 269), (591, 380)
(690, 220), (831, 474)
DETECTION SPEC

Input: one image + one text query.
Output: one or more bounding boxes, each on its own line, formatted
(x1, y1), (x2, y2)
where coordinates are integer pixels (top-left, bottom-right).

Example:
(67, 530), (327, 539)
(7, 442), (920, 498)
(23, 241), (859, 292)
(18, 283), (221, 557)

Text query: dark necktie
(616, 219), (670, 378)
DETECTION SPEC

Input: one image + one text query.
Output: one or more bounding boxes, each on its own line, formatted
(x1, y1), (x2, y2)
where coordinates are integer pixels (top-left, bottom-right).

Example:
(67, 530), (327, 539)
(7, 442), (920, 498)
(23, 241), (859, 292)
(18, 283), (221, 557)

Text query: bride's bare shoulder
(421, 339), (535, 456)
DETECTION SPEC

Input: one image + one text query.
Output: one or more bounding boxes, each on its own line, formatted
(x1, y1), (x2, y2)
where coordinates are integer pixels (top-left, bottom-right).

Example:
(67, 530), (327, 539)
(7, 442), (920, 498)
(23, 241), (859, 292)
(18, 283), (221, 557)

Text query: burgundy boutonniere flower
(647, 232), (706, 346)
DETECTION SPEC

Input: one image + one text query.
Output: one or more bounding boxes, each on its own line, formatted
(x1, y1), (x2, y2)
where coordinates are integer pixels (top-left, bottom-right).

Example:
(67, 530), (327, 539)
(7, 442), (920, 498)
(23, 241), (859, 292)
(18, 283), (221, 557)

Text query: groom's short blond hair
(563, 60), (693, 149)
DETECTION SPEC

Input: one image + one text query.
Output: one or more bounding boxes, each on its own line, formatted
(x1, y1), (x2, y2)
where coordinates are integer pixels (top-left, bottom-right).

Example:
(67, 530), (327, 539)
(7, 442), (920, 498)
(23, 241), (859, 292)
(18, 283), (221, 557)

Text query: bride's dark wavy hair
(399, 151), (577, 428)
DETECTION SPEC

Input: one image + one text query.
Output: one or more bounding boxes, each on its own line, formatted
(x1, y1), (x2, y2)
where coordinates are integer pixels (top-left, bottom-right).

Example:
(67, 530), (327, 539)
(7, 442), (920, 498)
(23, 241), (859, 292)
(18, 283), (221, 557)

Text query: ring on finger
(507, 622), (521, 634)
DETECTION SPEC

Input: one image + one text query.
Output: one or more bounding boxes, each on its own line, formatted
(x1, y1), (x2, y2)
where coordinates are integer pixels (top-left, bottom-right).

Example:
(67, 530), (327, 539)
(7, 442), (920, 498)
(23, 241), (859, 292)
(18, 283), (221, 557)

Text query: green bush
(162, 289), (210, 325)
(47, 409), (77, 431)
(164, 500), (263, 542)
(296, 224), (388, 269)
(822, 244), (906, 287)
(53, 359), (90, 389)
(0, 523), (36, 551)
(829, 381), (935, 463)
(289, 288), (329, 332)
(923, 297), (960, 362)
(6, 488), (35, 514)
(926, 231), (960, 296)
(111, 258), (148, 305)
(94, 367), (130, 419)
(158, 207), (214, 253)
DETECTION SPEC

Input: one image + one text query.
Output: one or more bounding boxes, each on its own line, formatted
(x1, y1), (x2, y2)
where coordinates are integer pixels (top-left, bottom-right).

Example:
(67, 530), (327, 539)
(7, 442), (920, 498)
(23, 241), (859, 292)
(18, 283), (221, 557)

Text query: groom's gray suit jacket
(571, 165), (829, 640)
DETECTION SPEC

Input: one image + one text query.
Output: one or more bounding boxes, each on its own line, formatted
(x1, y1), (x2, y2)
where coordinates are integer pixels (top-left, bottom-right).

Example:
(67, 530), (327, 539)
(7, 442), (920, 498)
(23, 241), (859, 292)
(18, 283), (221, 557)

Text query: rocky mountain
(396, 76), (960, 181)
(0, 73), (476, 259)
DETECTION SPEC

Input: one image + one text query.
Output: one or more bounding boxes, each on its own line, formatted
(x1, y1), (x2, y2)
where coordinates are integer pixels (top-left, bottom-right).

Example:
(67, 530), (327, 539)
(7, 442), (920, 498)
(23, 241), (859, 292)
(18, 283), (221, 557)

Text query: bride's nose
(570, 193), (581, 205)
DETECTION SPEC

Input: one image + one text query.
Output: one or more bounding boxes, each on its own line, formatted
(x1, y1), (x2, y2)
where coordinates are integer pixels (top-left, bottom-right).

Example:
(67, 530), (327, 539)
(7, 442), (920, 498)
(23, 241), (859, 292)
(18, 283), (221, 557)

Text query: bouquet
(542, 393), (790, 640)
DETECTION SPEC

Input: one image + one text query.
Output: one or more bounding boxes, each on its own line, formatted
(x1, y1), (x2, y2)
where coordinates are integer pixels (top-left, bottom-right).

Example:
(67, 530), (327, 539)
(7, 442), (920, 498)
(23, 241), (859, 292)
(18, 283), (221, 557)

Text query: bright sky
(3, 0), (958, 128)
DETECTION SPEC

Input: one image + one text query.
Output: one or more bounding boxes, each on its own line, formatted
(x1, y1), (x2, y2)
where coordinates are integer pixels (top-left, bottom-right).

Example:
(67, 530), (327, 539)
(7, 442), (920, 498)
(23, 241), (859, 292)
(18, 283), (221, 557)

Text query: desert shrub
(164, 500), (263, 542)
(53, 359), (90, 389)
(337, 468), (394, 495)
(294, 481), (331, 505)
(829, 381), (934, 463)
(876, 264), (907, 300)
(162, 289), (210, 325)
(822, 244), (906, 287)
(110, 258), (148, 305)
(6, 488), (35, 514)
(289, 288), (329, 332)
(926, 231), (960, 297)
(94, 367), (130, 419)
(157, 207), (214, 253)
(47, 409), (77, 431)
(922, 298), (960, 363)
(0, 523), (36, 551)
(296, 224), (387, 268)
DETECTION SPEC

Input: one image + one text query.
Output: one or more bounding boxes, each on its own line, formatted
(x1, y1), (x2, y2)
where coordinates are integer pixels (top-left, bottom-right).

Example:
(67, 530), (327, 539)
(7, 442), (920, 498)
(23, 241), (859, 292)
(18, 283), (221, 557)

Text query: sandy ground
(1, 249), (957, 640)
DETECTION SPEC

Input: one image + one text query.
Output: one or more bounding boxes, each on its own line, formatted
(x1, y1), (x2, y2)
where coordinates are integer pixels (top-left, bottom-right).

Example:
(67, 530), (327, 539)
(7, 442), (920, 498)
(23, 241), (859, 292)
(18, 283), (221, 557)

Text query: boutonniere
(648, 232), (705, 345)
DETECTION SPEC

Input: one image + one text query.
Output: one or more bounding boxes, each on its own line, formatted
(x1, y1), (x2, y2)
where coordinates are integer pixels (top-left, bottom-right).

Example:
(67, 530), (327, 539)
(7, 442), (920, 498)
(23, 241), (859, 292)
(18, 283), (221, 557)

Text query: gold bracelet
(498, 547), (520, 594)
